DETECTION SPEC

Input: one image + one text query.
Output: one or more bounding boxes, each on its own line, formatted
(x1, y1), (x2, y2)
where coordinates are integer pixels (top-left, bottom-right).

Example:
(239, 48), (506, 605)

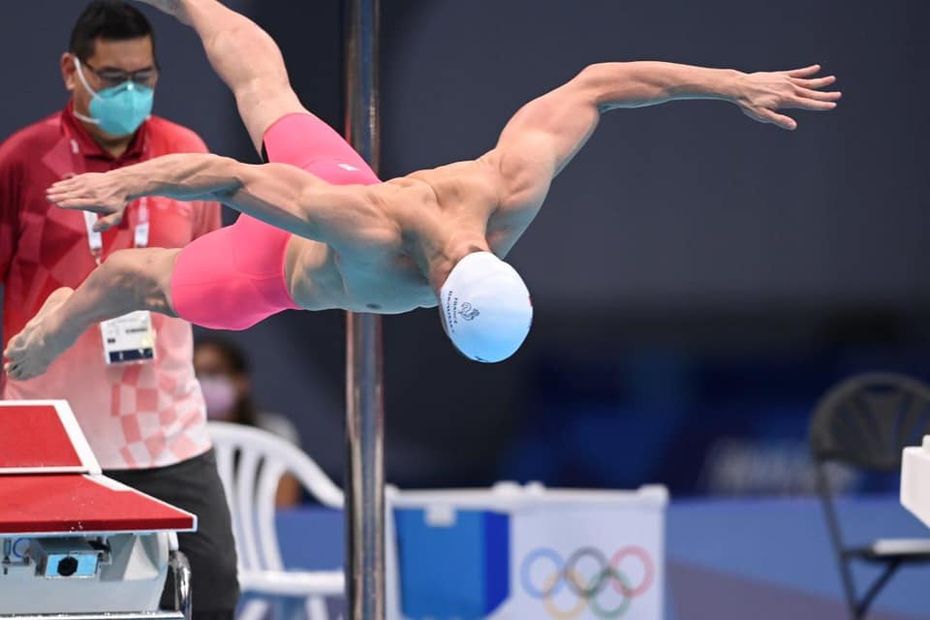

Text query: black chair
(809, 372), (930, 619)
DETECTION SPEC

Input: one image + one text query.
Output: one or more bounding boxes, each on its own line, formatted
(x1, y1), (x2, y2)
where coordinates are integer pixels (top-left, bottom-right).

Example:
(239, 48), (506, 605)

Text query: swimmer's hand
(131, 0), (191, 24)
(734, 64), (841, 131)
(47, 173), (133, 232)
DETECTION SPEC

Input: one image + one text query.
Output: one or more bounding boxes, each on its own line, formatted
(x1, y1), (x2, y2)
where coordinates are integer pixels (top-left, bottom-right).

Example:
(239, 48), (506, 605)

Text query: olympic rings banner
(388, 484), (668, 620)
(518, 545), (656, 619)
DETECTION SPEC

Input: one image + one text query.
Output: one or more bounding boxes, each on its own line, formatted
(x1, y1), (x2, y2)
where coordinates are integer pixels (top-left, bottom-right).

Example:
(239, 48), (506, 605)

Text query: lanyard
(65, 121), (151, 266)
(83, 198), (150, 266)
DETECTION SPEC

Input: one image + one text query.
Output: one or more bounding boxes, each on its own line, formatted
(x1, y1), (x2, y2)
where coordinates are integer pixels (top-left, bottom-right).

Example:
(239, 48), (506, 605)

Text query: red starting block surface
(0, 474), (195, 535)
(0, 401), (196, 536)
(0, 401), (99, 473)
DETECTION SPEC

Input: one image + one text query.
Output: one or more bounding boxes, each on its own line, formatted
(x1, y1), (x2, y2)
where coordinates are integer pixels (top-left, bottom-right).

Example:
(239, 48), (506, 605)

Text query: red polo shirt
(0, 102), (220, 469)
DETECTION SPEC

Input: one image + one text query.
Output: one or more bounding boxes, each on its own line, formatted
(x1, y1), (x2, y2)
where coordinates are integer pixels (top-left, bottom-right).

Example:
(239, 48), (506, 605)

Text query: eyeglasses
(80, 60), (159, 88)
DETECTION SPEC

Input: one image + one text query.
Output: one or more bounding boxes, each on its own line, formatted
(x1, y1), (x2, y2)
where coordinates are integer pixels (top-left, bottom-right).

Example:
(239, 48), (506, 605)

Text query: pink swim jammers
(170, 113), (381, 330)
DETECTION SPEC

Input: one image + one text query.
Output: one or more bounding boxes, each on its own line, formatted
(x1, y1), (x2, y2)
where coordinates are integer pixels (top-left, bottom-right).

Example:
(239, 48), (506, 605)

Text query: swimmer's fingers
(787, 64), (822, 78)
(45, 187), (83, 205)
(754, 108), (798, 131)
(93, 212), (124, 232)
(49, 195), (101, 210)
(46, 182), (95, 205)
(49, 189), (127, 229)
(796, 87), (842, 103)
(51, 196), (119, 216)
(791, 73), (842, 106)
(48, 172), (98, 190)
(47, 178), (82, 196)
(800, 99), (838, 111)
(47, 173), (108, 197)
(791, 75), (836, 90)
(783, 97), (838, 112)
(47, 173), (129, 223)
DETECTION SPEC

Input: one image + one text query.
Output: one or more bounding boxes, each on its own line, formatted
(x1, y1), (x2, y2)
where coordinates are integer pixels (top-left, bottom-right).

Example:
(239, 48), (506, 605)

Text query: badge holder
(100, 310), (156, 364)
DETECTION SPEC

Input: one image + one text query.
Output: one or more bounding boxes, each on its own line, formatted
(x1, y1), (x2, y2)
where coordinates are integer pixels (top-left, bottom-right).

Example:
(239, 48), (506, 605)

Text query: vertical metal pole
(344, 1), (384, 620)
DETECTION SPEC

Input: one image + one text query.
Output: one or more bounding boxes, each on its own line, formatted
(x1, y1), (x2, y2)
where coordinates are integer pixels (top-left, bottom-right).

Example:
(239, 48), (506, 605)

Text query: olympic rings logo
(519, 546), (655, 619)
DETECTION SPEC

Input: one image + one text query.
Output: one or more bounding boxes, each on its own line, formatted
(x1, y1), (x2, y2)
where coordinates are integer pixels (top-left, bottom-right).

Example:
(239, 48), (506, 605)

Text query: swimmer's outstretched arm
(47, 153), (381, 246)
(486, 61), (842, 249)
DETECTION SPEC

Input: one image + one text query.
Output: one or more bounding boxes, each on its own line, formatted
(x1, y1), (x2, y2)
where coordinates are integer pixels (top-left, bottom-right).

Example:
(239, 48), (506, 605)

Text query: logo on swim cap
(459, 302), (480, 321)
(438, 252), (533, 363)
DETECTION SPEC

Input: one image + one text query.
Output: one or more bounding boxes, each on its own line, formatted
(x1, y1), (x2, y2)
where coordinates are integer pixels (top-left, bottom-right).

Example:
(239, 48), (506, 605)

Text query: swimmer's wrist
(724, 70), (750, 104)
(662, 66), (746, 103)
(113, 167), (149, 201)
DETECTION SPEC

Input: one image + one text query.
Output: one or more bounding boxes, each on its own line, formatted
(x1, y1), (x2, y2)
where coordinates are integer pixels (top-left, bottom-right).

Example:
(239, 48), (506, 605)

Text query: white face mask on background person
(199, 375), (238, 420)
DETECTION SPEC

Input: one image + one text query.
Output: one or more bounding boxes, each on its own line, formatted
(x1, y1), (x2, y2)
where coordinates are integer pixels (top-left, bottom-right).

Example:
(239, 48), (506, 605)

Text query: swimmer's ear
(93, 212), (124, 232)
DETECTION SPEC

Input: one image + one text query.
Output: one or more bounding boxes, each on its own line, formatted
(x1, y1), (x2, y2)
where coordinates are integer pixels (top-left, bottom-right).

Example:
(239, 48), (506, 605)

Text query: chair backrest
(208, 421), (344, 573)
(809, 372), (930, 471)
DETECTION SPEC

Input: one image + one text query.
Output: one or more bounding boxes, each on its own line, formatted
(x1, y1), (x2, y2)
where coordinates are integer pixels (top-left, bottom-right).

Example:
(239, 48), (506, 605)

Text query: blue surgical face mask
(74, 58), (154, 137)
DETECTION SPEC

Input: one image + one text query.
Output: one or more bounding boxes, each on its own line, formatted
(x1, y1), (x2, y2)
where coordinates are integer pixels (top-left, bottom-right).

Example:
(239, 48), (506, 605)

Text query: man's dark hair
(69, 1), (155, 61)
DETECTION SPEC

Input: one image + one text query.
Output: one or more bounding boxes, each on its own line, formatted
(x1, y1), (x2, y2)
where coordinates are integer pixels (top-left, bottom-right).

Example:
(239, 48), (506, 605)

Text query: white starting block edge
(901, 436), (930, 528)
(0, 400), (100, 475)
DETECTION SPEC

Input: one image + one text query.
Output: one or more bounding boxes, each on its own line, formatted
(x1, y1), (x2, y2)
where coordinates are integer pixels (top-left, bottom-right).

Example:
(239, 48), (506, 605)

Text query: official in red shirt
(0, 3), (238, 618)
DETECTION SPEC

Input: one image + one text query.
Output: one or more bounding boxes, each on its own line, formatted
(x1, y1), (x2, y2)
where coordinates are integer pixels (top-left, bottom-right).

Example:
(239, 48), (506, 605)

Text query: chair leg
(305, 596), (329, 620)
(856, 560), (902, 619)
(816, 469), (859, 618)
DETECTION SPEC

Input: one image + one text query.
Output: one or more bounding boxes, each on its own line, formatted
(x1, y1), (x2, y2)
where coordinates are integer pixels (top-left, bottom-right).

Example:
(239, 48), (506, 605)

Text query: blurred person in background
(194, 336), (302, 507)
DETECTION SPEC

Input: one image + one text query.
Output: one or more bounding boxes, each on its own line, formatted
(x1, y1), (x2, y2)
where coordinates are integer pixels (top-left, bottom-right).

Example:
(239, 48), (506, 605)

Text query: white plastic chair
(207, 421), (345, 620)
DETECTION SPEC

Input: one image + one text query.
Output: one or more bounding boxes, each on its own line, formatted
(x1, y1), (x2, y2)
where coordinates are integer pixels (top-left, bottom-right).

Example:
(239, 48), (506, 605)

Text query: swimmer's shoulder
(407, 159), (502, 203)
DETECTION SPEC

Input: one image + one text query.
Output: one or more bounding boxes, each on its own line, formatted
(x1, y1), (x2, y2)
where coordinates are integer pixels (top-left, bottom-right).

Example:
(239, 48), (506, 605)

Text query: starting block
(0, 401), (196, 620)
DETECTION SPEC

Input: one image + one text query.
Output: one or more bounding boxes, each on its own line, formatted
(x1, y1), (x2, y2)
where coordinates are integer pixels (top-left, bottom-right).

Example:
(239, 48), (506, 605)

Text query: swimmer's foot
(3, 287), (77, 381)
(132, 0), (192, 24)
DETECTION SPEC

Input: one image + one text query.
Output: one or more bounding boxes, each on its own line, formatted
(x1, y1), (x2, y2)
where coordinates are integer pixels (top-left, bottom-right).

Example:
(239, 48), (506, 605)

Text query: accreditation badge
(100, 310), (156, 365)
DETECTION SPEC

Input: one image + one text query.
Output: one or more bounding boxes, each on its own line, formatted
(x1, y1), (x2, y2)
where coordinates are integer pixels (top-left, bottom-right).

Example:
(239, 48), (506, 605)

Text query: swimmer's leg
(140, 0), (307, 153)
(3, 248), (179, 381)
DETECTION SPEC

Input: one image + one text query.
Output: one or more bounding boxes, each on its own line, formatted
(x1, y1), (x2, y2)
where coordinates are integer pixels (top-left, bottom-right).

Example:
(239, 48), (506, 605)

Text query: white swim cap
(439, 252), (533, 363)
